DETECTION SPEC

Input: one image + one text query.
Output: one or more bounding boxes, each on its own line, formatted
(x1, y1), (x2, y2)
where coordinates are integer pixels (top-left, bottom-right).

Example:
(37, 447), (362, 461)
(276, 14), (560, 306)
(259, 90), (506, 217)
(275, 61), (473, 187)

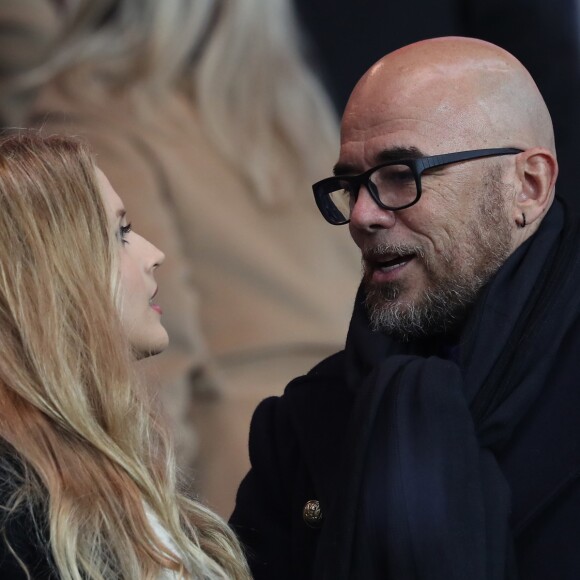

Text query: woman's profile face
(96, 167), (169, 358)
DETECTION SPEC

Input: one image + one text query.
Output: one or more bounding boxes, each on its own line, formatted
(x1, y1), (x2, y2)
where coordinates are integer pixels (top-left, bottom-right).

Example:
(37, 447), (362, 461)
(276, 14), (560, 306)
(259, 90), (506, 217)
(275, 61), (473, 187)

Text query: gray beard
(363, 175), (513, 342)
(363, 254), (491, 341)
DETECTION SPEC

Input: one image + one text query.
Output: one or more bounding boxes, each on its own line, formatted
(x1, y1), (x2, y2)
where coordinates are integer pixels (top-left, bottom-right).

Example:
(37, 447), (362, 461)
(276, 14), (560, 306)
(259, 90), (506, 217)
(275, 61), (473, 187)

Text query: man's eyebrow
(333, 146), (425, 176)
(376, 146), (424, 163)
(332, 161), (360, 176)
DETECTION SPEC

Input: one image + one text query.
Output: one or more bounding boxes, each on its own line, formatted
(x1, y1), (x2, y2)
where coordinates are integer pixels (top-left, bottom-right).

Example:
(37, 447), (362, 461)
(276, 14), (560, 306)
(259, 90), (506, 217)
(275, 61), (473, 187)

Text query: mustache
(361, 242), (426, 262)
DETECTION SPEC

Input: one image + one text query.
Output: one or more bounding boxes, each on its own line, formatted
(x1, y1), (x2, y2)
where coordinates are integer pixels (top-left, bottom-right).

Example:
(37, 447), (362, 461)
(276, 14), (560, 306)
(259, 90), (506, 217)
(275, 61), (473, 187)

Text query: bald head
(344, 37), (554, 156)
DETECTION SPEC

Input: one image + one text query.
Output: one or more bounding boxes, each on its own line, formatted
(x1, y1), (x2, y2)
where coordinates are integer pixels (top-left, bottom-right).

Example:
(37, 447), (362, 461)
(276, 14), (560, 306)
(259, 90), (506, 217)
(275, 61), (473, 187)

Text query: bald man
(231, 37), (580, 580)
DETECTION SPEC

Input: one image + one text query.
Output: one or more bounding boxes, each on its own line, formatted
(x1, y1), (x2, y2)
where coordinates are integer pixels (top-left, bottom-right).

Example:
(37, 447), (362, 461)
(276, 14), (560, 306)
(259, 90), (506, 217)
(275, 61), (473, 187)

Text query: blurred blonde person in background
(0, 0), (60, 124)
(1, 0), (361, 517)
(0, 133), (250, 579)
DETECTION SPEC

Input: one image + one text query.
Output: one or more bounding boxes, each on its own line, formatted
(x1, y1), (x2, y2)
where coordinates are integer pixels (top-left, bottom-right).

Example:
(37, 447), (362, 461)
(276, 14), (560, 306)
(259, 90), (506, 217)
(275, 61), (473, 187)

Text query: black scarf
(313, 200), (580, 579)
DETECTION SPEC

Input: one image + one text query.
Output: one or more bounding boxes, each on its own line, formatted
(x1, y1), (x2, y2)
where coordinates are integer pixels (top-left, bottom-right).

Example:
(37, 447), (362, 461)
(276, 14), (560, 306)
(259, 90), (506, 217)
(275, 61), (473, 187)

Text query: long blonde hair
(0, 132), (250, 579)
(14, 0), (339, 205)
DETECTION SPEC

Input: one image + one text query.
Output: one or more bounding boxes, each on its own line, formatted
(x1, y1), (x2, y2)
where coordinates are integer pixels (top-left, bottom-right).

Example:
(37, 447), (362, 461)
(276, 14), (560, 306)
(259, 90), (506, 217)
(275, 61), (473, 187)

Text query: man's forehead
(345, 62), (482, 128)
(338, 67), (505, 169)
(338, 36), (553, 165)
(338, 102), (479, 171)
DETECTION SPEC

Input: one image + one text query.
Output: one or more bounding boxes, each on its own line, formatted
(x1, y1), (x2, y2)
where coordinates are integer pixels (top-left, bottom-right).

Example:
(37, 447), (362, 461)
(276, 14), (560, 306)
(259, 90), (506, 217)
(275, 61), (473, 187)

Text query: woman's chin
(132, 331), (169, 360)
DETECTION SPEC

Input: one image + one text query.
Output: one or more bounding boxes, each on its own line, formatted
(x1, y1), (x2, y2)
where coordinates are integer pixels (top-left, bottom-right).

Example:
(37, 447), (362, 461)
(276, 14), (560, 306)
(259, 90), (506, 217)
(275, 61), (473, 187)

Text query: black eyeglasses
(312, 147), (523, 225)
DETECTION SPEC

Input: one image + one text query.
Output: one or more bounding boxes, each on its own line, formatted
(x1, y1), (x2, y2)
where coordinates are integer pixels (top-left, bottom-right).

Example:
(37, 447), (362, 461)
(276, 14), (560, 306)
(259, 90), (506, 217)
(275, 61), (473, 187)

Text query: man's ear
(512, 147), (558, 226)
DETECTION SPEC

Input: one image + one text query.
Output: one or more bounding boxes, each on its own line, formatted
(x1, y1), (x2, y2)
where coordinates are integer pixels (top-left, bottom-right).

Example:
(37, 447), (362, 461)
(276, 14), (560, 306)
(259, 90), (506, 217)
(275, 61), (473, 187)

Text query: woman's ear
(512, 147), (558, 226)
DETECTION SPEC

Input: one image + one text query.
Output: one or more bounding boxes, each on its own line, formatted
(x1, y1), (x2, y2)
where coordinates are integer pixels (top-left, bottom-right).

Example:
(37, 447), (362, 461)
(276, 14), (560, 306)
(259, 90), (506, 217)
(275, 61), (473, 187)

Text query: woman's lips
(150, 287), (162, 314)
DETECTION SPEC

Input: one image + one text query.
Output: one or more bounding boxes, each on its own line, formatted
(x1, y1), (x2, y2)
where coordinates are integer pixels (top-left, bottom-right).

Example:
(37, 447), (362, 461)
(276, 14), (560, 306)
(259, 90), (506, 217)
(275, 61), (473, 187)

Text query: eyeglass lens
(328, 164), (417, 221)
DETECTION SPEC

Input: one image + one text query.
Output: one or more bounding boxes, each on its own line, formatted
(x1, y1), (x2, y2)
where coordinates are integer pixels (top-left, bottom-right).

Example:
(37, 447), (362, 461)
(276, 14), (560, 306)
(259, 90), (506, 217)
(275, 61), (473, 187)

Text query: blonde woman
(0, 133), (250, 580)
(4, 0), (361, 516)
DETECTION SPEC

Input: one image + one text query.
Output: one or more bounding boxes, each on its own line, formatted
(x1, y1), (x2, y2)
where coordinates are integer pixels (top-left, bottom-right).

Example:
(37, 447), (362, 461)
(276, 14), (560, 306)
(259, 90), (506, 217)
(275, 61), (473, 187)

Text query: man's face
(341, 71), (516, 340)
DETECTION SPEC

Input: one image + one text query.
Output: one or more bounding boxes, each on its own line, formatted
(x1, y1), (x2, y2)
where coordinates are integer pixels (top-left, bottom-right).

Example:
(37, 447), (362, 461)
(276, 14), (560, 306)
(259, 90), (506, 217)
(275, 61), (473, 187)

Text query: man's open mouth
(372, 253), (416, 272)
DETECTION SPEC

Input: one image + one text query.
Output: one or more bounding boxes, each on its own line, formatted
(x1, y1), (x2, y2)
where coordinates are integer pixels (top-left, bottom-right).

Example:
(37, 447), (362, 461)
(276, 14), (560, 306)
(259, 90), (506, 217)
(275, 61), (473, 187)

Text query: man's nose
(349, 186), (396, 233)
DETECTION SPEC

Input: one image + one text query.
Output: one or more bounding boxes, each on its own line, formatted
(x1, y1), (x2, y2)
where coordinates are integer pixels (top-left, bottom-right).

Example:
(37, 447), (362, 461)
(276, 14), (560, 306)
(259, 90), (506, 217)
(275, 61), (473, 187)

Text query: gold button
(302, 499), (323, 528)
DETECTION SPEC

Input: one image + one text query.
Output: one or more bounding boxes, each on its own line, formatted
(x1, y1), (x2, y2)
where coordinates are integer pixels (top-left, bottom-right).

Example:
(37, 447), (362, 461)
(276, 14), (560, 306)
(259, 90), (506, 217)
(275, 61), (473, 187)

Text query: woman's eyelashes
(119, 222), (132, 244)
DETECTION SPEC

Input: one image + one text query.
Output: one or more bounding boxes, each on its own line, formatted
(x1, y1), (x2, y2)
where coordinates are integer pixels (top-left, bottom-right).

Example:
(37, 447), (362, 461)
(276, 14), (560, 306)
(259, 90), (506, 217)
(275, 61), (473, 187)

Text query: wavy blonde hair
(0, 132), (250, 579)
(17, 0), (339, 205)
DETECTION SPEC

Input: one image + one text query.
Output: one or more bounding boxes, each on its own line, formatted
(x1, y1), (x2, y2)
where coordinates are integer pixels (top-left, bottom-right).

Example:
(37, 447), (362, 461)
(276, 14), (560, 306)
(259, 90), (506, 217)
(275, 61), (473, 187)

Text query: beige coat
(0, 0), (60, 125)
(31, 84), (361, 516)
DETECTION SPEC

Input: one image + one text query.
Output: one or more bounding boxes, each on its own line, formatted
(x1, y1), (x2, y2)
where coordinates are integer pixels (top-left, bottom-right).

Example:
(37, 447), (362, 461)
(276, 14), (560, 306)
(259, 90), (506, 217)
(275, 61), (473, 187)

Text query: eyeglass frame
(312, 147), (524, 225)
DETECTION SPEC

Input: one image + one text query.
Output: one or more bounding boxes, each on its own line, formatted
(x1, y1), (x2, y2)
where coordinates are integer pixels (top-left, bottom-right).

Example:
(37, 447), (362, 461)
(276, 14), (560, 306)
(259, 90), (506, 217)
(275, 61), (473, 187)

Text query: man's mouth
(371, 253), (416, 272)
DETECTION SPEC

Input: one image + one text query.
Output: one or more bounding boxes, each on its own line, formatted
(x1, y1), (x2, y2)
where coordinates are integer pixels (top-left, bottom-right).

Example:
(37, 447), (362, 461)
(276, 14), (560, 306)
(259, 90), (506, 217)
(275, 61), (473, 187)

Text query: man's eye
(389, 169), (414, 181)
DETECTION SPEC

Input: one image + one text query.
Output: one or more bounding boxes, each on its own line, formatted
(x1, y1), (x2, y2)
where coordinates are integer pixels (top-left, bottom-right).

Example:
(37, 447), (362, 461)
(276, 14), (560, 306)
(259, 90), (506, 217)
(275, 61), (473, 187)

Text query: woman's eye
(119, 223), (132, 244)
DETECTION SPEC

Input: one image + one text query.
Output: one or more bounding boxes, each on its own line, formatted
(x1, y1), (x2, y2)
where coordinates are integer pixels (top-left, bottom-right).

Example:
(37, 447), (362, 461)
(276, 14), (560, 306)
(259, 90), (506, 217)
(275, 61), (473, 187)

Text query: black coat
(0, 457), (56, 579)
(231, 201), (580, 579)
